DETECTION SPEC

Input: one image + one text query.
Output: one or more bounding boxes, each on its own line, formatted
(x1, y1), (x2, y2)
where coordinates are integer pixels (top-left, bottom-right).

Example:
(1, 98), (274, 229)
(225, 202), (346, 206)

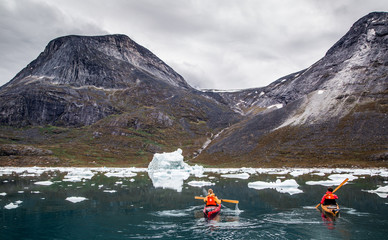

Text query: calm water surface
(0, 168), (387, 239)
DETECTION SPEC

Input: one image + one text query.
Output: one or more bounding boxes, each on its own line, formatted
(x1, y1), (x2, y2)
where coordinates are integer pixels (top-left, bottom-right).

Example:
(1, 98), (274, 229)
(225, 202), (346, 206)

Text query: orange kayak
(321, 204), (340, 217)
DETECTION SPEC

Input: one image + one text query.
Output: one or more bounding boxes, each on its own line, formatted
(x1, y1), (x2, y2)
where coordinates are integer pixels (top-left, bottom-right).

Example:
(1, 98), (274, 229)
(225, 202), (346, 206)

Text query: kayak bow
(203, 204), (221, 219)
(321, 204), (340, 217)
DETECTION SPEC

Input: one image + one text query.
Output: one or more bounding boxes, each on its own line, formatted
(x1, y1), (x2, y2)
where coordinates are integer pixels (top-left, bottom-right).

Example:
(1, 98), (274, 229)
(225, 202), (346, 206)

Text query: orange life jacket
(325, 193), (337, 199)
(206, 194), (217, 206)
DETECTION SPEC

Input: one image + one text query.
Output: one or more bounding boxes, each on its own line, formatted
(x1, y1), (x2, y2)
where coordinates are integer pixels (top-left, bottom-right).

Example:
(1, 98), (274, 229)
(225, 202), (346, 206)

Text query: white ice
(66, 196), (88, 203)
(63, 169), (94, 182)
(363, 185), (388, 198)
(147, 149), (204, 192)
(34, 181), (54, 186)
(4, 200), (22, 209)
(306, 174), (357, 186)
(221, 173), (250, 179)
(187, 181), (214, 187)
(103, 190), (117, 193)
(105, 169), (137, 178)
(0, 192), (6, 196)
(248, 179), (303, 195)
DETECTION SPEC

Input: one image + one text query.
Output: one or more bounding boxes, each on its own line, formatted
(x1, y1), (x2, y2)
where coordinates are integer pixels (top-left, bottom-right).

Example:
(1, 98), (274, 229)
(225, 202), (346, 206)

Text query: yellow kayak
(321, 204), (340, 217)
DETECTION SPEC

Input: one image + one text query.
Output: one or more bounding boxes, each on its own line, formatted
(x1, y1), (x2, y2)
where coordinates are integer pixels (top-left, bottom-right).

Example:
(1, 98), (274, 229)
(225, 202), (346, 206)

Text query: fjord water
(1, 169), (387, 239)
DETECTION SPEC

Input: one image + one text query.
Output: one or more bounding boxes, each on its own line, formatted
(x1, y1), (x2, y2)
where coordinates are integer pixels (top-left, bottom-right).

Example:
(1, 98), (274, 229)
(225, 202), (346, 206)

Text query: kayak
(203, 204), (221, 219)
(321, 204), (340, 217)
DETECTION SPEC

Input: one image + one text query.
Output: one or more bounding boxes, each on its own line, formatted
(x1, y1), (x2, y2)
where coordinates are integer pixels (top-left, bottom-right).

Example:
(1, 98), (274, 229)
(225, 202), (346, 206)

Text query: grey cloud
(0, 0), (107, 85)
(0, 0), (387, 90)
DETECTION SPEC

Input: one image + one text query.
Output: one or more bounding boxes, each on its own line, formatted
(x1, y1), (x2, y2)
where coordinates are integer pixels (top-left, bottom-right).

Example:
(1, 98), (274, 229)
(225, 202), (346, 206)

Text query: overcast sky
(1, 0), (387, 90)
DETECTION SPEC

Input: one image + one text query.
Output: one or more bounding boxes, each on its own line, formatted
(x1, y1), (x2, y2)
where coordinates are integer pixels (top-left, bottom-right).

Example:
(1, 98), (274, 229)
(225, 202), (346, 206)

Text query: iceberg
(248, 179), (303, 195)
(147, 149), (204, 192)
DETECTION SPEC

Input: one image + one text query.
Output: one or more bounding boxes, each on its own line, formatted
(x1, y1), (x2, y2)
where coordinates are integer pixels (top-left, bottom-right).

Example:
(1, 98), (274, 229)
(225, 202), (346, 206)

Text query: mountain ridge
(0, 12), (387, 167)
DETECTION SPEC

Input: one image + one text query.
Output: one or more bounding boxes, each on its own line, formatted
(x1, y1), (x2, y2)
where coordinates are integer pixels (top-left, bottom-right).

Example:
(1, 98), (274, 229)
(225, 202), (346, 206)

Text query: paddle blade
(221, 199), (239, 204)
(195, 196), (205, 200)
(333, 178), (349, 193)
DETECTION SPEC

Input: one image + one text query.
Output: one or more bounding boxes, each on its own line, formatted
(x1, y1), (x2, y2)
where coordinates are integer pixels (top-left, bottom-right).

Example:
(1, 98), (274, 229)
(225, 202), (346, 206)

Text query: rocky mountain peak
(3, 34), (190, 90)
(326, 11), (388, 57)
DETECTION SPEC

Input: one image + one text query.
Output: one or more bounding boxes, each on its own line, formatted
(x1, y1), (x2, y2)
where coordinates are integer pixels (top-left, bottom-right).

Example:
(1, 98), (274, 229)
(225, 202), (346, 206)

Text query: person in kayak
(320, 187), (338, 205)
(204, 189), (221, 206)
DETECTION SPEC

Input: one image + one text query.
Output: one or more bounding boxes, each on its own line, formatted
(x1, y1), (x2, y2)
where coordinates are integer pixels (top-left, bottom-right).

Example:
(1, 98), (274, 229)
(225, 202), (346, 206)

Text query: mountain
(0, 12), (387, 167)
(193, 12), (388, 167)
(0, 34), (240, 166)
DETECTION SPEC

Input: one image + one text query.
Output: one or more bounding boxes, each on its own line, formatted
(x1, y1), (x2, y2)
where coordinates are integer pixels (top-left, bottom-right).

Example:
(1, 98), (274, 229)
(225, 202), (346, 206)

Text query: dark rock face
(197, 12), (388, 165)
(0, 34), (238, 128)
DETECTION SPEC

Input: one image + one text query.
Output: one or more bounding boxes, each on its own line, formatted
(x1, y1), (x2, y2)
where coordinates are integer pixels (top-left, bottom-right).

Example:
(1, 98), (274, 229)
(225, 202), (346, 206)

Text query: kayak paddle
(195, 196), (239, 204)
(315, 178), (349, 208)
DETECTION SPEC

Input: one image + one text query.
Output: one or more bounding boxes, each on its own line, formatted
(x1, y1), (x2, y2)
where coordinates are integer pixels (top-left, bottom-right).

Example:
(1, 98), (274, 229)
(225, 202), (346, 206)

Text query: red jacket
(320, 191), (338, 204)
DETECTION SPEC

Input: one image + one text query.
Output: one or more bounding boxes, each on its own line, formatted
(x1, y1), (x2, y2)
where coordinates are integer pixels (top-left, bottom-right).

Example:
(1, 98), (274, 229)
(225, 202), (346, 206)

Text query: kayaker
(320, 187), (339, 205)
(204, 189), (221, 206)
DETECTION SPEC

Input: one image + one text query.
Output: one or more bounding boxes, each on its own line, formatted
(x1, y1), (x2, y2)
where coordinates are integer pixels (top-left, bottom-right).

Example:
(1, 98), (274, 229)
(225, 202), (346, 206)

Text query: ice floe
(248, 179), (303, 195)
(0, 192), (6, 196)
(187, 181), (214, 187)
(34, 181), (54, 186)
(306, 174), (357, 186)
(221, 173), (250, 179)
(4, 200), (22, 209)
(63, 169), (94, 182)
(66, 197), (88, 203)
(105, 169), (137, 178)
(363, 185), (388, 198)
(103, 190), (117, 193)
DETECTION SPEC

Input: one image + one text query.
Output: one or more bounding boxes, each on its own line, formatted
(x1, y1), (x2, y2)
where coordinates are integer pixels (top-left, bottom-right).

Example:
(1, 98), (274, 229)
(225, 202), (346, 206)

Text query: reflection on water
(0, 168), (387, 239)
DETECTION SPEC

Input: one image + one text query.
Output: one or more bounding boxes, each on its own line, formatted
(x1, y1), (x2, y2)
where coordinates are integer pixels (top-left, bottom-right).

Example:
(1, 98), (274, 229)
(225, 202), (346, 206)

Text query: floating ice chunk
(4, 200), (23, 209)
(103, 190), (117, 193)
(363, 185), (388, 198)
(4, 202), (19, 209)
(34, 181), (53, 186)
(0, 192), (6, 196)
(147, 149), (204, 192)
(105, 169), (136, 178)
(306, 174), (357, 186)
(221, 173), (250, 179)
(248, 179), (303, 195)
(289, 169), (312, 177)
(149, 170), (190, 192)
(187, 181), (215, 187)
(312, 172), (326, 176)
(63, 169), (94, 182)
(148, 149), (187, 171)
(240, 167), (257, 174)
(66, 197), (88, 203)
